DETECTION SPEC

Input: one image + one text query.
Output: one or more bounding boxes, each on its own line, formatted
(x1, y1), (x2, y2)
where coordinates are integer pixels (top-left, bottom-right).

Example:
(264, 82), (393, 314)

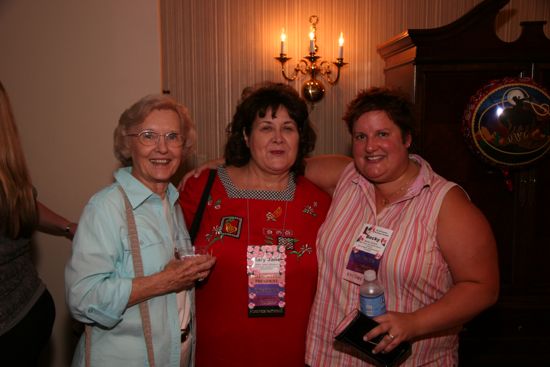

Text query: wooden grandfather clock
(377, 0), (550, 365)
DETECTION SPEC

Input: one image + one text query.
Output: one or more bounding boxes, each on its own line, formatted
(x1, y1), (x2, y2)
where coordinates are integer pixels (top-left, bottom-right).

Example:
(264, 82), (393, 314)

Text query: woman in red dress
(180, 82), (330, 366)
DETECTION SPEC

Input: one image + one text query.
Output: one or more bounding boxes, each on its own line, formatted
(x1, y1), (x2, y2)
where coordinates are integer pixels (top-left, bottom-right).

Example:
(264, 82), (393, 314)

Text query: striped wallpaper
(160, 0), (549, 166)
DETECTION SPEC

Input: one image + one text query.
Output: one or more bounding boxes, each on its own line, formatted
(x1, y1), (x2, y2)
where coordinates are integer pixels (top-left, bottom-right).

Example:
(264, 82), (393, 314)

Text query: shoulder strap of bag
(118, 186), (156, 367)
(85, 186), (157, 367)
(85, 324), (92, 367)
(189, 169), (216, 243)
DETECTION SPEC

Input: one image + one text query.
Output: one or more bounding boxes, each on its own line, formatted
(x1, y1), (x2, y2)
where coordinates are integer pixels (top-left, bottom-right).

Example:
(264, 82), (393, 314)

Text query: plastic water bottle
(359, 269), (386, 317)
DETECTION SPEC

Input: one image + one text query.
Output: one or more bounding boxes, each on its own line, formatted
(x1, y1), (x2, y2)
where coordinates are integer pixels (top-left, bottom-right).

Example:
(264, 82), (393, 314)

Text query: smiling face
(352, 110), (411, 183)
(244, 106), (300, 176)
(128, 108), (183, 196)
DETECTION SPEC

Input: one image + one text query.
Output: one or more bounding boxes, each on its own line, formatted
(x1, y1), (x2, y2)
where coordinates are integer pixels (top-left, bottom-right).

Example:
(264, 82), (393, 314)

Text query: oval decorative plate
(462, 77), (550, 168)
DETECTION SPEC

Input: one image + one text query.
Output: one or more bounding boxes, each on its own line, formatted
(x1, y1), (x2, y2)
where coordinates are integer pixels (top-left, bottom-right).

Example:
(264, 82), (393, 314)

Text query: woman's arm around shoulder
(179, 168), (216, 226)
(305, 154), (352, 197)
(178, 158), (224, 190)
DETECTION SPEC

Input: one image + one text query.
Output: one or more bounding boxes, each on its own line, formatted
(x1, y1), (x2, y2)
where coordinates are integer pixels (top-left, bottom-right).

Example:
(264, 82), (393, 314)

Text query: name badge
(343, 224), (393, 285)
(247, 245), (286, 317)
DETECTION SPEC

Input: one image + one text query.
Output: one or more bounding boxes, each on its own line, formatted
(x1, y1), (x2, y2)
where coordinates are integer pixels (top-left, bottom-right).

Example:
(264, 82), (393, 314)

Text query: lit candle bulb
(309, 31), (315, 54)
(280, 28), (287, 55)
(338, 32), (344, 59)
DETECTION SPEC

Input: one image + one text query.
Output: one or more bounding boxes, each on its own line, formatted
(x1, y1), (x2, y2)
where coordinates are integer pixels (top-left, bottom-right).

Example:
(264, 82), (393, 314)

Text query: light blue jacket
(65, 167), (195, 367)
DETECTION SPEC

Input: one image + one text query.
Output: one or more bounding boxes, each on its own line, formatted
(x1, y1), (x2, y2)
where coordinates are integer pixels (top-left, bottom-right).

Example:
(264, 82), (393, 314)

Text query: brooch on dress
(302, 201), (319, 217)
(278, 237), (312, 259)
(266, 206), (283, 222)
(207, 195), (222, 210)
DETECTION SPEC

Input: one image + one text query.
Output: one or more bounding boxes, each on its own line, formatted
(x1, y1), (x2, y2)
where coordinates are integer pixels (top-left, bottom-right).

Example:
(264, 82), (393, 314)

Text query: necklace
(376, 176), (416, 207)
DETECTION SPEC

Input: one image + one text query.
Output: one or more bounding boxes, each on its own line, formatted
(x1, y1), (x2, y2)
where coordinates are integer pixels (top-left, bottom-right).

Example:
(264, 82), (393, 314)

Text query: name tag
(343, 224), (393, 285)
(247, 245), (286, 317)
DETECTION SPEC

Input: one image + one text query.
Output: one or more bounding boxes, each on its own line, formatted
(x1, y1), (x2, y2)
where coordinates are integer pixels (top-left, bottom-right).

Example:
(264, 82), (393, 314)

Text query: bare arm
(127, 255), (216, 307)
(367, 186), (499, 353)
(37, 201), (78, 239)
(305, 155), (352, 196)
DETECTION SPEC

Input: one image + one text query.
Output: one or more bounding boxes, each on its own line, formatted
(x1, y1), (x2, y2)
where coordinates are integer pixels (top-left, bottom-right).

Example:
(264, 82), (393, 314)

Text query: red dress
(180, 166), (330, 367)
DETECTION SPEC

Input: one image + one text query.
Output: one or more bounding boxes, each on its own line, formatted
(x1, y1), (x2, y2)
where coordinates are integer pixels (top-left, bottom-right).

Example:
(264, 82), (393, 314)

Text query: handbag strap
(85, 324), (92, 367)
(119, 186), (156, 367)
(85, 187), (157, 367)
(189, 169), (216, 243)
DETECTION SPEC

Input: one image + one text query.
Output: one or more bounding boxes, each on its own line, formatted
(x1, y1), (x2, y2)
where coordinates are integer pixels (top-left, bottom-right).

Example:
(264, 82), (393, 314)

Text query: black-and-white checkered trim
(217, 165), (296, 201)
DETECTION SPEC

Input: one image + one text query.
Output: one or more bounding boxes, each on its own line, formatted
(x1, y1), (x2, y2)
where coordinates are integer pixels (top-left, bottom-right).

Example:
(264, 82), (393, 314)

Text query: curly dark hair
(343, 87), (415, 144)
(224, 82), (316, 175)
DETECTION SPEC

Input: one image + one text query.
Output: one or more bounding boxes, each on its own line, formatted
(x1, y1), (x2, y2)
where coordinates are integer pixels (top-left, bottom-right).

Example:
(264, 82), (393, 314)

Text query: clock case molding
(377, 0), (550, 365)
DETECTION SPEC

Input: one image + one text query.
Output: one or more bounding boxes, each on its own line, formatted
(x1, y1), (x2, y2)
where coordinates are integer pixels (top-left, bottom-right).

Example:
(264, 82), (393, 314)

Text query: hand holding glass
(174, 245), (213, 260)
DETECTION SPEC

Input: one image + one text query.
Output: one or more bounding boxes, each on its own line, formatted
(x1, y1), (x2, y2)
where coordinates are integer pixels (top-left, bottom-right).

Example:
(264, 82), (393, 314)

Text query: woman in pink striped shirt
(305, 87), (499, 366)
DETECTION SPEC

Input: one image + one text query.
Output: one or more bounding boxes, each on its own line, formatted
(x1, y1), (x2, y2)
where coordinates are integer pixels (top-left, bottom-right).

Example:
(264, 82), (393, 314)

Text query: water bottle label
(360, 294), (386, 317)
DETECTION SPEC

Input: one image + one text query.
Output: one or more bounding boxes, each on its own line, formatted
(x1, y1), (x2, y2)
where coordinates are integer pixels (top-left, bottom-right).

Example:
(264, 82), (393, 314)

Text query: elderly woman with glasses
(66, 94), (216, 367)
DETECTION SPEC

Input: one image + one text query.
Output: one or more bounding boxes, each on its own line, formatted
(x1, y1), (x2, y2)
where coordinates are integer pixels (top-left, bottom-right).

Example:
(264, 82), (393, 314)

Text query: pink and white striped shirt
(306, 155), (458, 366)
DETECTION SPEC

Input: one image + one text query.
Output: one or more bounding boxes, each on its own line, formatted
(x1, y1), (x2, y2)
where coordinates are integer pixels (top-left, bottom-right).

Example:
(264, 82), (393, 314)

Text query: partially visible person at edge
(179, 82), (331, 367)
(65, 94), (215, 366)
(304, 87), (499, 366)
(0, 81), (77, 366)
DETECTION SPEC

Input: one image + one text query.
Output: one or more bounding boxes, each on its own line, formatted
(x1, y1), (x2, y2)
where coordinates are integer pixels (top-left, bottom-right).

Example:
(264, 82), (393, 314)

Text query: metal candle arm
(275, 15), (348, 104)
(275, 54), (347, 83)
(275, 54), (347, 104)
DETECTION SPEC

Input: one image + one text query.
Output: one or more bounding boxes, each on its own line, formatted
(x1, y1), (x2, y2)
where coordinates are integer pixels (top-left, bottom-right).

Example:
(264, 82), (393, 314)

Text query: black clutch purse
(334, 309), (412, 367)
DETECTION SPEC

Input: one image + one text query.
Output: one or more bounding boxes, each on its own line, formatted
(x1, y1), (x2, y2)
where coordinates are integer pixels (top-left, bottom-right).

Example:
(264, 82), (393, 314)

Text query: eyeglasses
(126, 130), (185, 147)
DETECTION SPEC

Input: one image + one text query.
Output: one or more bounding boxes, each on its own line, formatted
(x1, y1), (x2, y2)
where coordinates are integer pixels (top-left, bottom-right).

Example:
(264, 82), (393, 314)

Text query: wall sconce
(275, 15), (348, 105)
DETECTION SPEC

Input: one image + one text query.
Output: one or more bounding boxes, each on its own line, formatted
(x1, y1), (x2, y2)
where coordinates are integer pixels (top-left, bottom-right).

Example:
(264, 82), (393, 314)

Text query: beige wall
(0, 0), (548, 366)
(0, 0), (161, 365)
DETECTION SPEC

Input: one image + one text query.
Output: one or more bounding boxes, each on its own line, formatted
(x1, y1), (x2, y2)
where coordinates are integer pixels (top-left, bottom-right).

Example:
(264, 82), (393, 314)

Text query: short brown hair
(343, 87), (414, 143)
(113, 94), (196, 166)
